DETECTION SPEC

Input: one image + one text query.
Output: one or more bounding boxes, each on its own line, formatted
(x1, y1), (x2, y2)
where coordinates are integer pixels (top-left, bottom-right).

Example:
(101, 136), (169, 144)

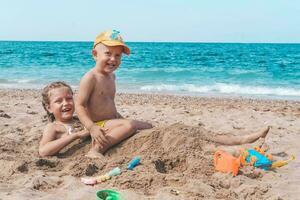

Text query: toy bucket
(214, 150), (239, 176)
(96, 189), (120, 200)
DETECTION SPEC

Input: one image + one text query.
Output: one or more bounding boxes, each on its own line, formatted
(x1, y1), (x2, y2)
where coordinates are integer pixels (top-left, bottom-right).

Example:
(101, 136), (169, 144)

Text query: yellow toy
(96, 174), (111, 183)
(271, 155), (295, 168)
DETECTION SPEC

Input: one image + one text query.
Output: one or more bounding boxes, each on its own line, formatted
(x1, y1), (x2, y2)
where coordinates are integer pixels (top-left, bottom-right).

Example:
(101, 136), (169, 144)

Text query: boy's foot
(134, 120), (153, 130)
(259, 126), (271, 138)
(86, 148), (106, 160)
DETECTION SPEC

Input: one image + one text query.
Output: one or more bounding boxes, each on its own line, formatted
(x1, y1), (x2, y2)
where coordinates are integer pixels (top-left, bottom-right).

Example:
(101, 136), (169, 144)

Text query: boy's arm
(75, 73), (95, 130)
(39, 123), (81, 157)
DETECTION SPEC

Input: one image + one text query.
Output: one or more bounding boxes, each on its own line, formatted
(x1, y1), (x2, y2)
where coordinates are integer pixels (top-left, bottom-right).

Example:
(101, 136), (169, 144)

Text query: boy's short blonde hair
(94, 30), (130, 55)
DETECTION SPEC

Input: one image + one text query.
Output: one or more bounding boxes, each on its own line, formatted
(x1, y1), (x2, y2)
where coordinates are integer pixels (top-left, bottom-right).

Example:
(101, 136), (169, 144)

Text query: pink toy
(81, 177), (97, 185)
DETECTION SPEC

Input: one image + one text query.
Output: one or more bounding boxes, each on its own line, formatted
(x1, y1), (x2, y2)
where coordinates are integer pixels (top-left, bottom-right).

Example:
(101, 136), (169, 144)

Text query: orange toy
(214, 150), (240, 176)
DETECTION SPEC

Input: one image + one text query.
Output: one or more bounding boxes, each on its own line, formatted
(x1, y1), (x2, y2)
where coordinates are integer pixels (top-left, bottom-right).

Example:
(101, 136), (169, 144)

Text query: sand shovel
(271, 155), (295, 168)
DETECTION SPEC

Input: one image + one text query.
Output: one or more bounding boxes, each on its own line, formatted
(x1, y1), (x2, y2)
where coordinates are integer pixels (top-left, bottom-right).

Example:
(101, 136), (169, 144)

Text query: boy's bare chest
(93, 78), (116, 98)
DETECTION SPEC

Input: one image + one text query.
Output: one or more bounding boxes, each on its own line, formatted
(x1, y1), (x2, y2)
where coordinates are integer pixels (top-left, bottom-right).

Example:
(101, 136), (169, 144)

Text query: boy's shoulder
(80, 69), (97, 84)
(82, 68), (96, 79)
(83, 67), (95, 78)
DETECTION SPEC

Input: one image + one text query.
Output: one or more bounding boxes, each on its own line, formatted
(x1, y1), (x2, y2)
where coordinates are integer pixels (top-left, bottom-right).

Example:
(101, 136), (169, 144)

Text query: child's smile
(93, 44), (123, 74)
(47, 87), (74, 122)
(105, 63), (118, 71)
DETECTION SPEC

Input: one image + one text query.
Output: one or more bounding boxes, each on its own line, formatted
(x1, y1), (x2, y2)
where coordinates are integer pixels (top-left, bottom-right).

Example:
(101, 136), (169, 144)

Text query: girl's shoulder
(44, 122), (56, 130)
(44, 122), (66, 134)
(46, 118), (84, 135)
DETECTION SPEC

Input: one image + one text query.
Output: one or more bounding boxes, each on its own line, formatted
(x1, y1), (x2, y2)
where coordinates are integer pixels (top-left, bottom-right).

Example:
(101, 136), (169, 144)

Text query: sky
(0, 0), (299, 43)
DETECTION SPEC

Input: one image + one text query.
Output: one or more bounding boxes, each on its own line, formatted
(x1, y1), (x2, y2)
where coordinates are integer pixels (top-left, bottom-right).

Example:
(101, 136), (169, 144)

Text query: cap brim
(100, 41), (130, 55)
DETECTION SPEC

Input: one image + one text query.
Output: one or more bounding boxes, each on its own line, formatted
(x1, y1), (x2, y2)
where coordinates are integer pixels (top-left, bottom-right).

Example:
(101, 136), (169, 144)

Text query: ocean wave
(0, 50), (13, 55)
(40, 52), (56, 57)
(0, 78), (37, 84)
(120, 66), (225, 73)
(120, 66), (190, 73)
(0, 81), (79, 90)
(227, 69), (263, 75)
(140, 83), (300, 97)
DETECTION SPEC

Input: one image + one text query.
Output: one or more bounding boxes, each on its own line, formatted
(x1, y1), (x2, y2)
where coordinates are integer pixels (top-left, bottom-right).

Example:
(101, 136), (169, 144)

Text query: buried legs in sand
(204, 126), (271, 157)
(86, 119), (152, 159)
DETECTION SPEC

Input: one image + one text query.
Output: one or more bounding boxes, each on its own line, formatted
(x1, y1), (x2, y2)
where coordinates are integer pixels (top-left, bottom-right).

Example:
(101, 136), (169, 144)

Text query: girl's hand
(76, 130), (90, 139)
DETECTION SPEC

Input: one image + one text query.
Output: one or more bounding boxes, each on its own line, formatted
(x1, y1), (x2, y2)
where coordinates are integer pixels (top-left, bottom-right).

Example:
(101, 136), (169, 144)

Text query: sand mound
(0, 122), (272, 199)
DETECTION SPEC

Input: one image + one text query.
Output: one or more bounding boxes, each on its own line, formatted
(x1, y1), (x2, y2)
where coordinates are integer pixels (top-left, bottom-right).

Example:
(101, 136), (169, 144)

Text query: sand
(0, 89), (300, 200)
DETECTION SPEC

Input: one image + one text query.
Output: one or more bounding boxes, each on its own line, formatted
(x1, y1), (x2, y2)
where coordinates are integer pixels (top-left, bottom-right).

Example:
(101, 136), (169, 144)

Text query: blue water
(0, 41), (300, 100)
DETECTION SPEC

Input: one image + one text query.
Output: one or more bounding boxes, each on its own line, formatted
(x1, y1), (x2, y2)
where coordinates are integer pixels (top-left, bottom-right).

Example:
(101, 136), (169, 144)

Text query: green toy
(96, 189), (120, 200)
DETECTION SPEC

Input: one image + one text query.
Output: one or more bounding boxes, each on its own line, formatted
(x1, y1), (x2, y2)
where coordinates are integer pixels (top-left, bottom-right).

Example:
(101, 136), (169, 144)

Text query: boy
(76, 30), (152, 158)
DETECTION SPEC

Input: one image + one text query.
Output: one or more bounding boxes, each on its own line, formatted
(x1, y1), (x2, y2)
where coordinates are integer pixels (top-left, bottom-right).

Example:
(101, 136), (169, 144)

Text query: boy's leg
(211, 126), (270, 145)
(99, 119), (138, 153)
(131, 120), (152, 130)
(103, 119), (152, 132)
(86, 121), (119, 159)
(87, 119), (152, 156)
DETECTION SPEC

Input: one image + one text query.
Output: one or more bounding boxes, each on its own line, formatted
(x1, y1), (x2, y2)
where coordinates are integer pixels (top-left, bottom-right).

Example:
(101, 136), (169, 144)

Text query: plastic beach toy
(107, 167), (121, 177)
(81, 167), (122, 185)
(127, 156), (141, 170)
(240, 148), (272, 170)
(214, 150), (240, 176)
(96, 189), (120, 200)
(80, 177), (97, 185)
(96, 174), (110, 183)
(96, 167), (121, 183)
(271, 155), (295, 168)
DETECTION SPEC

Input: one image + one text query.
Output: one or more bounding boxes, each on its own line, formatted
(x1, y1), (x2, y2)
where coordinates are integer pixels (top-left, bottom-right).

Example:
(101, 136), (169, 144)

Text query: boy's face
(46, 87), (74, 123)
(92, 44), (123, 74)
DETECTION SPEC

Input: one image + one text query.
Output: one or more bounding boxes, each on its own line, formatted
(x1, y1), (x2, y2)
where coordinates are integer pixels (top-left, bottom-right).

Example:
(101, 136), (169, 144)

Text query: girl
(39, 81), (90, 157)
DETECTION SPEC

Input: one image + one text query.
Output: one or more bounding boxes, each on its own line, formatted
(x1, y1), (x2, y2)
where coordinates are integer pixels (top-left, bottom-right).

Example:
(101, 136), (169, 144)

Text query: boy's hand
(89, 125), (109, 147)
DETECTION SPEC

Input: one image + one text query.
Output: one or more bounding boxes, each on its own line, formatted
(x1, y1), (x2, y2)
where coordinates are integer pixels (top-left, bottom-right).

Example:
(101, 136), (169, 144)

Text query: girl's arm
(39, 123), (88, 157)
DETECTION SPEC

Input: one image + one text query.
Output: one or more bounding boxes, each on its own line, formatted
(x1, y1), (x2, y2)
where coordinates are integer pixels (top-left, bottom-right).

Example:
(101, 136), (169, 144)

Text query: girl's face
(46, 87), (74, 122)
(92, 44), (123, 74)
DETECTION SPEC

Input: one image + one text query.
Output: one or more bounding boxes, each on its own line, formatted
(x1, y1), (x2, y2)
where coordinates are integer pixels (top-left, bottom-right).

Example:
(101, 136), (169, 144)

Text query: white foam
(140, 83), (300, 97)
(12, 79), (35, 83)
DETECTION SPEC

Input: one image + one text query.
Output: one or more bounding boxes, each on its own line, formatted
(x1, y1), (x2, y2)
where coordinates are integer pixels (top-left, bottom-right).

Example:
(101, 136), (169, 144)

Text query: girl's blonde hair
(41, 81), (73, 122)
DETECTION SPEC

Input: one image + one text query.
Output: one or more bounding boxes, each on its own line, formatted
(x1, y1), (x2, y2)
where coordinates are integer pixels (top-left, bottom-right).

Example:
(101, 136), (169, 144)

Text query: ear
(46, 104), (53, 114)
(92, 49), (97, 60)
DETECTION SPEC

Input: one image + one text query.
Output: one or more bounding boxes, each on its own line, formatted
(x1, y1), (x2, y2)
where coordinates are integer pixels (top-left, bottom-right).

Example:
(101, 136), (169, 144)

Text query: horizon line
(0, 40), (300, 44)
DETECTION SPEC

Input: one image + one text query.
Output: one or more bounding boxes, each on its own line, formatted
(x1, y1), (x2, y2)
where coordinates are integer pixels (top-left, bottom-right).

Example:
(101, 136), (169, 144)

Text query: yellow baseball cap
(93, 30), (130, 55)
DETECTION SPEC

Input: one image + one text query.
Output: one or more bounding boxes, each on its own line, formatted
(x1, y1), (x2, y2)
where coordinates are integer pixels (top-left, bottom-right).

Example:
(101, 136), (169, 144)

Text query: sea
(0, 41), (300, 100)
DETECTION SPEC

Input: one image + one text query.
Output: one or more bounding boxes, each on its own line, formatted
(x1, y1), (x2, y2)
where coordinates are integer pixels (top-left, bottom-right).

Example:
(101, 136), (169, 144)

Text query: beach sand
(0, 89), (300, 200)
